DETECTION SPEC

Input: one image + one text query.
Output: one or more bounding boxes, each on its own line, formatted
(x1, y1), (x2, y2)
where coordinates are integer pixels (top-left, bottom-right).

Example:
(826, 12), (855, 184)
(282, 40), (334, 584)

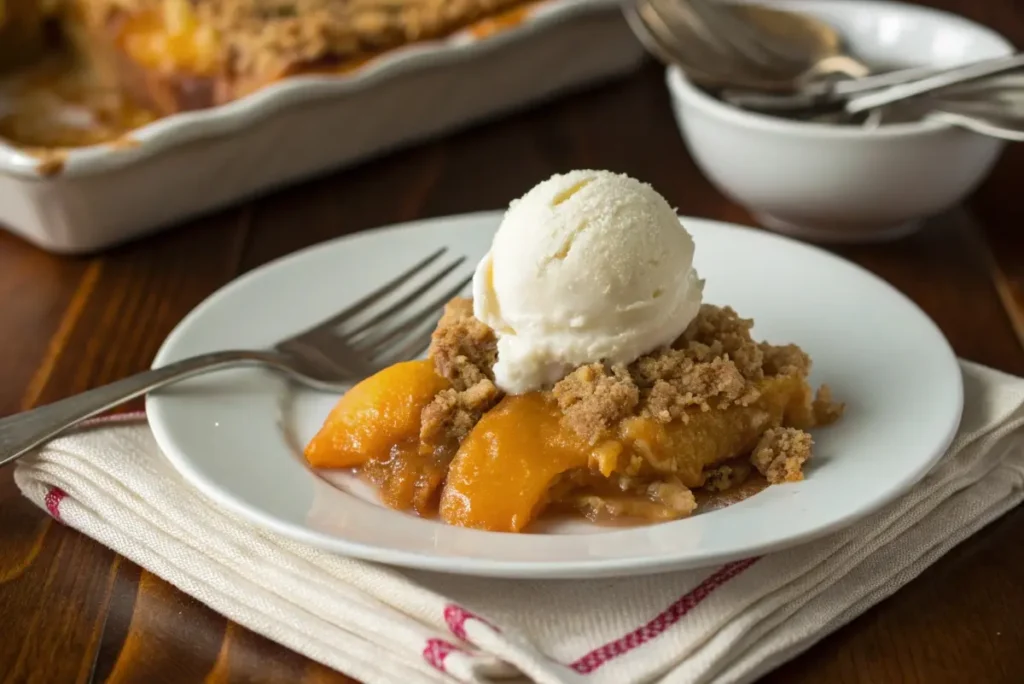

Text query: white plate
(147, 213), (963, 579)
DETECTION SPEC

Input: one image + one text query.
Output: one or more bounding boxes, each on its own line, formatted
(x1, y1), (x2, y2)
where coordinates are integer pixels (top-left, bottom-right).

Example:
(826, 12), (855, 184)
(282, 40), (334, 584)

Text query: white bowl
(665, 0), (1013, 243)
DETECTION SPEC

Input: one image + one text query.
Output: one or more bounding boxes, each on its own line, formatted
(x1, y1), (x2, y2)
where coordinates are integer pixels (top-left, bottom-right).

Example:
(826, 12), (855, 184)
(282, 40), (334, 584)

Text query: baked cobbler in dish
(72, 0), (535, 112)
(0, 0), (536, 147)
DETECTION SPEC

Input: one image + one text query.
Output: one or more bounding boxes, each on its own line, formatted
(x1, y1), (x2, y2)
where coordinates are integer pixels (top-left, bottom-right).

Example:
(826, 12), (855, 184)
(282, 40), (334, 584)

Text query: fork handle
(0, 349), (276, 467)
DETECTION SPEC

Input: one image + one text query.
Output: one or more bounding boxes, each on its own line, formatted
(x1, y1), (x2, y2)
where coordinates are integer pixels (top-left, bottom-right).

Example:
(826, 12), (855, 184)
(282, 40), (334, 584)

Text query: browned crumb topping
(678, 304), (765, 381)
(428, 297), (498, 391)
(760, 342), (811, 377)
(553, 363), (639, 444)
(419, 378), (500, 448)
(633, 352), (757, 421)
(421, 297), (502, 452)
(750, 427), (813, 484)
(551, 305), (802, 444)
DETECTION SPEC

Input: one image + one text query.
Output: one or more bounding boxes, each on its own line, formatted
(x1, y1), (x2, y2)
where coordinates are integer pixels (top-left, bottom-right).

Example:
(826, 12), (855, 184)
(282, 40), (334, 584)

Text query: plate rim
(147, 212), (964, 578)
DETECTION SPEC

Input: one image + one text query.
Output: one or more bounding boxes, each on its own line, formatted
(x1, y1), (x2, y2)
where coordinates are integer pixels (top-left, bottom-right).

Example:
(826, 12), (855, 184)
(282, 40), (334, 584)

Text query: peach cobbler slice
(305, 299), (843, 533)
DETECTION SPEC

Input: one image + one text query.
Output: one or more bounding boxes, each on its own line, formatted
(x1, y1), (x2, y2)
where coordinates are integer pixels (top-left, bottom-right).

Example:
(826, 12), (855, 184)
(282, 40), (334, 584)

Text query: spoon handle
(823, 56), (1020, 98)
(846, 53), (1024, 113)
(826, 64), (947, 96)
(927, 107), (1024, 142)
(724, 56), (1024, 113)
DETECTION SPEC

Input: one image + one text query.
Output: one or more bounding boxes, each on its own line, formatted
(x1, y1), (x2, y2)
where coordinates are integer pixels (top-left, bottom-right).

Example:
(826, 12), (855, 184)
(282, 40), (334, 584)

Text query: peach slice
(304, 359), (449, 469)
(440, 393), (595, 532)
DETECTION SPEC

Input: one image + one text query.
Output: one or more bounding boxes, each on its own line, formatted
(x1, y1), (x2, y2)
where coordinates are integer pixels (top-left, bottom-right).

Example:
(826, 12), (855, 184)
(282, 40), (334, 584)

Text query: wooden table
(2, 1), (1023, 680)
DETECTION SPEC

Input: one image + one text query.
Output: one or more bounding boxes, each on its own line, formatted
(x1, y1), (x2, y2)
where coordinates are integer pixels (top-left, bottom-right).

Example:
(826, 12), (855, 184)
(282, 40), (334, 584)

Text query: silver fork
(0, 248), (472, 467)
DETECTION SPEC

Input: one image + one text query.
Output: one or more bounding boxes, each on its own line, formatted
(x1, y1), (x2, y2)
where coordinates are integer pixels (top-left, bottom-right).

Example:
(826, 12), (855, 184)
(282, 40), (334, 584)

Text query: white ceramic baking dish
(0, 0), (644, 253)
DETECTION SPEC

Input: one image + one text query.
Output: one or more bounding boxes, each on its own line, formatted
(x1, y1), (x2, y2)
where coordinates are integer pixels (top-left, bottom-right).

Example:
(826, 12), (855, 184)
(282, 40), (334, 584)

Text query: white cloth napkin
(13, 360), (1024, 684)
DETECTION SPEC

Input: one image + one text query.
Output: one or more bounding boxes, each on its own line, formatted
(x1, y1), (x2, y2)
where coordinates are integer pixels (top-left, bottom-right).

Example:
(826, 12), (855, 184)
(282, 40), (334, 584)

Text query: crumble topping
(428, 297), (497, 390)
(679, 304), (766, 381)
(419, 380), (499, 447)
(421, 298), (501, 449)
(633, 352), (756, 420)
(760, 342), (811, 377)
(553, 363), (639, 444)
(750, 427), (813, 484)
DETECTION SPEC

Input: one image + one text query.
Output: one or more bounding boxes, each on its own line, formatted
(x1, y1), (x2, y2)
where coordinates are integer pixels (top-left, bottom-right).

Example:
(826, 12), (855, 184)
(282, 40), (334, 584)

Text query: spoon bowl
(626, 0), (869, 92)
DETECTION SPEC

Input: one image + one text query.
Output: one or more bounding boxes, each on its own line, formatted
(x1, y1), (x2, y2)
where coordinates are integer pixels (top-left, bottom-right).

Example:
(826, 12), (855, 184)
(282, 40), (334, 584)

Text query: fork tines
(312, 247), (473, 372)
(350, 252), (473, 366)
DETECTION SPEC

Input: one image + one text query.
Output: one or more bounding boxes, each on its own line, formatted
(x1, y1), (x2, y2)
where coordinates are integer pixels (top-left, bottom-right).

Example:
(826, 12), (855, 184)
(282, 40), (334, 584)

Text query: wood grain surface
(2, 0), (1023, 681)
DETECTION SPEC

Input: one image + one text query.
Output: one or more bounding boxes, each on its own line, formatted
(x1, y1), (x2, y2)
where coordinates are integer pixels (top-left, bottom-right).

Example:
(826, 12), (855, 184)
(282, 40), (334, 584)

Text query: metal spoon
(717, 53), (1024, 126)
(922, 75), (1024, 140)
(844, 53), (1024, 113)
(750, 83), (1024, 141)
(926, 107), (1024, 141)
(720, 64), (946, 112)
(721, 54), (1024, 113)
(625, 0), (869, 92)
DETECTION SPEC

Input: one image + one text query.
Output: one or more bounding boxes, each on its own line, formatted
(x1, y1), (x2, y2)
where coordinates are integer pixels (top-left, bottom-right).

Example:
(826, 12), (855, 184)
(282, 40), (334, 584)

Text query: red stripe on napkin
(569, 557), (760, 674)
(44, 487), (67, 521)
(444, 604), (499, 640)
(422, 637), (465, 673)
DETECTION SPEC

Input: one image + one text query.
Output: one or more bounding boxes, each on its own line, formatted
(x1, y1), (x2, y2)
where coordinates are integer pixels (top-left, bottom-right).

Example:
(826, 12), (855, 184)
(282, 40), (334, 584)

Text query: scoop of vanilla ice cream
(473, 170), (704, 394)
